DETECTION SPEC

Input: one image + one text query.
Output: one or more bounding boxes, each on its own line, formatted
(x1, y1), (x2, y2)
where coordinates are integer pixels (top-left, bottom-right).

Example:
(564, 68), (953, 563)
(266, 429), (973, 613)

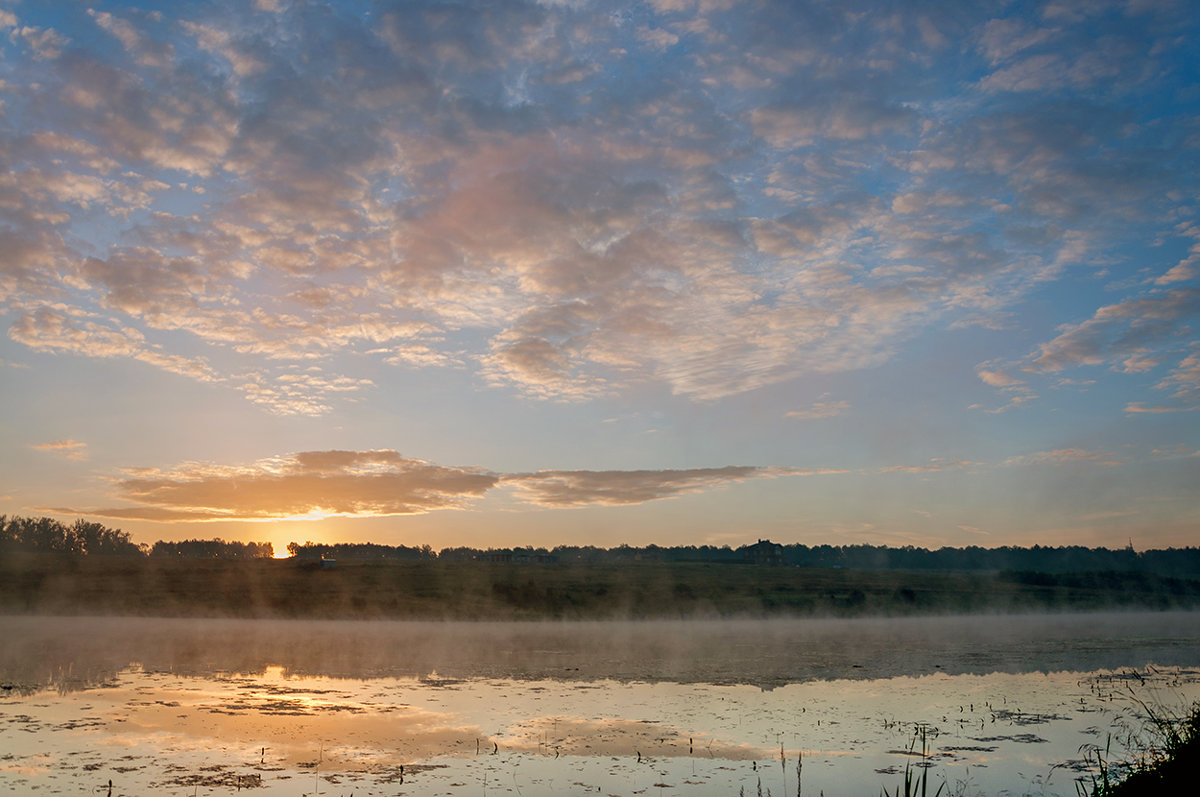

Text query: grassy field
(3, 554), (1200, 619)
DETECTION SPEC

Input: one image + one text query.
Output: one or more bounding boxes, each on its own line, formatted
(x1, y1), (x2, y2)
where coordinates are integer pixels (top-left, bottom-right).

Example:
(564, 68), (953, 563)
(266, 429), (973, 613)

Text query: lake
(3, 612), (1199, 796)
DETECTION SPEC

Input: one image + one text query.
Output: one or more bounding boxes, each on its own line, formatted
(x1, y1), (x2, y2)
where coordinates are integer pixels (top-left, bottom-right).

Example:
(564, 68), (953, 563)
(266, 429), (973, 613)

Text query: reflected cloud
(114, 676), (485, 768)
(504, 716), (769, 759)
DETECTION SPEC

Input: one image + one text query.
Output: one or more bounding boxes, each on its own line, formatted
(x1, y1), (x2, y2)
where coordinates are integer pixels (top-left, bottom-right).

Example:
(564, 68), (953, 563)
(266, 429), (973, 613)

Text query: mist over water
(4, 611), (1200, 691)
(3, 612), (1199, 796)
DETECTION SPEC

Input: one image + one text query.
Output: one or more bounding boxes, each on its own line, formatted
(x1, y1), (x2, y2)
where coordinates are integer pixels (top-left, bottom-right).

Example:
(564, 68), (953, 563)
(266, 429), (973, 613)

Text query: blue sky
(1, 0), (1197, 553)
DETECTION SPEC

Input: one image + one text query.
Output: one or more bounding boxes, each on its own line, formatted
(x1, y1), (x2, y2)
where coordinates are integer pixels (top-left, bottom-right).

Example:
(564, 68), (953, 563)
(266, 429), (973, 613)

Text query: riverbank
(4, 554), (1199, 618)
(1087, 701), (1200, 796)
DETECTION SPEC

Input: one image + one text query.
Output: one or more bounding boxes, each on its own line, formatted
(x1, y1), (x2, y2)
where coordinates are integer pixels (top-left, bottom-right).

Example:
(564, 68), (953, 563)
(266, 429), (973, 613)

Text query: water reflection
(2, 612), (1199, 796)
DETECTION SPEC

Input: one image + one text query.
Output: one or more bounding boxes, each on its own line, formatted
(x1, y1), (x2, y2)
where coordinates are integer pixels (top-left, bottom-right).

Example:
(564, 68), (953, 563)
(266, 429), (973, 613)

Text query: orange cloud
(60, 453), (850, 521)
(102, 451), (498, 521)
(31, 439), (88, 461)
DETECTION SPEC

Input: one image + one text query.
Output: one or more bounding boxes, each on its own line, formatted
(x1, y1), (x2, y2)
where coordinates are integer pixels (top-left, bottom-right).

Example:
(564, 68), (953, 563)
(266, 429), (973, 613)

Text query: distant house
(319, 558), (337, 570)
(740, 539), (784, 565)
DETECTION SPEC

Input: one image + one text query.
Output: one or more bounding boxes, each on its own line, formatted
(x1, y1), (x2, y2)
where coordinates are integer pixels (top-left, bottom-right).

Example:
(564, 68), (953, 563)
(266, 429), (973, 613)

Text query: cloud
(1002, 448), (1123, 467)
(180, 20), (265, 77)
(1020, 289), (1200, 405)
(1155, 223), (1200, 285)
(1124, 403), (1197, 414)
(2, 0), (1197, 419)
(8, 306), (220, 383)
(751, 100), (914, 148)
(31, 439), (88, 461)
(1122, 347), (1200, 413)
(1033, 289), (1200, 370)
(87, 9), (173, 68)
(503, 466), (783, 507)
(237, 369), (375, 417)
(10, 307), (146, 359)
(978, 53), (1068, 92)
(1149, 444), (1199, 458)
(1155, 350), (1200, 399)
(881, 459), (977, 474)
(972, 361), (1038, 412)
(1154, 261), (1196, 285)
(977, 18), (1058, 66)
(976, 368), (1022, 388)
(974, 277), (1198, 412)
(94, 451), (500, 522)
(381, 343), (464, 369)
(12, 26), (68, 60)
(61, 451), (849, 519)
(785, 399), (849, 419)
(636, 26), (679, 51)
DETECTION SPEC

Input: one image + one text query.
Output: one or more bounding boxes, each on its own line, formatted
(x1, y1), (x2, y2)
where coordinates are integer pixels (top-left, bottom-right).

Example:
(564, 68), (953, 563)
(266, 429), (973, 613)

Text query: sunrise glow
(1, 0), (1197, 553)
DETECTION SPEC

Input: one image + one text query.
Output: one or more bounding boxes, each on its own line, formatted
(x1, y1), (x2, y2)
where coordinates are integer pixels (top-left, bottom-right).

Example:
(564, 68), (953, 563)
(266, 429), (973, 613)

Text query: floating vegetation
(156, 769), (264, 789)
(989, 709), (1070, 726)
(972, 733), (1049, 744)
(881, 725), (944, 797)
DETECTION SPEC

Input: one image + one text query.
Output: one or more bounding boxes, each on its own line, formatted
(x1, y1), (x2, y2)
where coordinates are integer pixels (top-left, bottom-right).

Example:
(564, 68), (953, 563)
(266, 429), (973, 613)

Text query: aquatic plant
(881, 725), (944, 797)
(1077, 696), (1200, 796)
(1076, 735), (1115, 797)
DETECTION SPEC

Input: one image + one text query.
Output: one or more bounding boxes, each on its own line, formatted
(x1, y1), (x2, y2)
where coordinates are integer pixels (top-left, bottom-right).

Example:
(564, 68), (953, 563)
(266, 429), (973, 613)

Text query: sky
(1, 0), (1198, 555)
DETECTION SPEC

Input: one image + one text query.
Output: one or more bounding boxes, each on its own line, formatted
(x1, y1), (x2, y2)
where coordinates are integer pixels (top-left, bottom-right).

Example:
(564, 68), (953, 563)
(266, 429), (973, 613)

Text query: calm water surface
(3, 612), (1199, 796)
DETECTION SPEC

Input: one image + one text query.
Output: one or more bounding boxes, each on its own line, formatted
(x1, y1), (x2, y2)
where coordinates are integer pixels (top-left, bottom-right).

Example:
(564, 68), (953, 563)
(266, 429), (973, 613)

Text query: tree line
(287, 541), (432, 560)
(4, 516), (1200, 576)
(443, 542), (1200, 576)
(1, 516), (272, 559)
(150, 538), (274, 559)
(0, 515), (144, 556)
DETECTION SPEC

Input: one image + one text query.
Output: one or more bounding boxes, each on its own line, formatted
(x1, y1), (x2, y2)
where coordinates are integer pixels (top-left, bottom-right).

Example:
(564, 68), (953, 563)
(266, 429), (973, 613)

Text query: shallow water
(3, 612), (1199, 796)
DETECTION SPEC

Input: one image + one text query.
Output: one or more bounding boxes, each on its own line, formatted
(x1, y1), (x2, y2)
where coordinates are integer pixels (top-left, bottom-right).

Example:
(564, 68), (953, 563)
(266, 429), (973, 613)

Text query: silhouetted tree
(284, 541), (432, 560)
(151, 538), (273, 559)
(0, 516), (142, 555)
